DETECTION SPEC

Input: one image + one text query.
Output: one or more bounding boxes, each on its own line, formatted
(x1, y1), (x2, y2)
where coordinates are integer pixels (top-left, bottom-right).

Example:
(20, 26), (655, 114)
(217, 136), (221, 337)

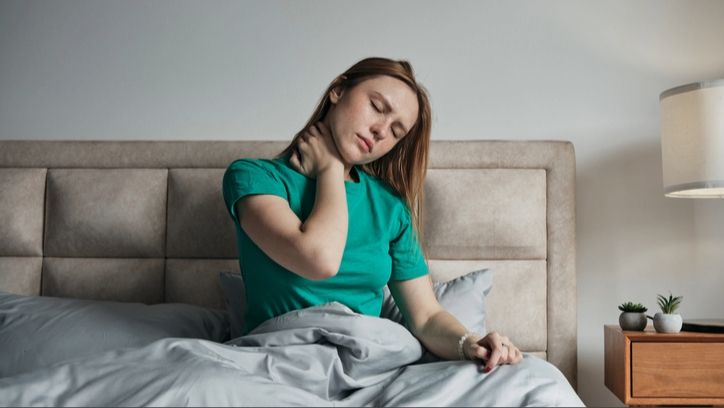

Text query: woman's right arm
(235, 122), (348, 281)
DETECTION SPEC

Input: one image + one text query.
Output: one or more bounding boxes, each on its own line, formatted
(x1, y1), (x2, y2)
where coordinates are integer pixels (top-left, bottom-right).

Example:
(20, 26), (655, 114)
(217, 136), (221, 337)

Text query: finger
(500, 344), (510, 363)
(484, 347), (502, 373)
(308, 124), (321, 136)
(506, 345), (520, 364)
(296, 147), (308, 168)
(470, 344), (489, 361)
(316, 121), (330, 136)
(289, 151), (300, 170)
(515, 348), (524, 363)
(296, 139), (310, 153)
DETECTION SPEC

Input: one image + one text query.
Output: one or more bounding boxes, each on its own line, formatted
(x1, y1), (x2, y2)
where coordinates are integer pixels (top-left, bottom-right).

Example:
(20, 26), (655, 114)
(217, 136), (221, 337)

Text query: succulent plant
(618, 302), (648, 313)
(657, 292), (683, 314)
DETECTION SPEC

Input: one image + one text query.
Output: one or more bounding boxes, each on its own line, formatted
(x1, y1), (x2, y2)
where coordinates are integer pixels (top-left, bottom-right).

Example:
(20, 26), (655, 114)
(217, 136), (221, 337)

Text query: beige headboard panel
(0, 140), (576, 387)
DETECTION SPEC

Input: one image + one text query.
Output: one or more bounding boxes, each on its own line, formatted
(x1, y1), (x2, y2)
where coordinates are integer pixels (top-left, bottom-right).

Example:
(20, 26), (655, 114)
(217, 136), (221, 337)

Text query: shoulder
(222, 158), (291, 197)
(224, 157), (290, 179)
(226, 158), (279, 173)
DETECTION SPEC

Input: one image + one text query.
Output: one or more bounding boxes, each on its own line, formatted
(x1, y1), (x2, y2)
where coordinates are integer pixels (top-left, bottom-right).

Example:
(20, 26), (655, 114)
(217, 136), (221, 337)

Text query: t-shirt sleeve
(222, 159), (288, 224)
(389, 205), (429, 281)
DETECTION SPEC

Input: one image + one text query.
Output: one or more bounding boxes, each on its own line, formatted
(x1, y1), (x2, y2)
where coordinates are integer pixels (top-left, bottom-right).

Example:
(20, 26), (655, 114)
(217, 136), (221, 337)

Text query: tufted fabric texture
(0, 140), (576, 388)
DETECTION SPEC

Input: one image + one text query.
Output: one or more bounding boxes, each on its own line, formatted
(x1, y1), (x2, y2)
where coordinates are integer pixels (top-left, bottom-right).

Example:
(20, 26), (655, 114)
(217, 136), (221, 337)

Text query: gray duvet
(0, 302), (584, 407)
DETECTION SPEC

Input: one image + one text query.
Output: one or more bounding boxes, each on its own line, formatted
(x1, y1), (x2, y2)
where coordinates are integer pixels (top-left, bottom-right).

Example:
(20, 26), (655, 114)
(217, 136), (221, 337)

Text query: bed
(0, 140), (580, 406)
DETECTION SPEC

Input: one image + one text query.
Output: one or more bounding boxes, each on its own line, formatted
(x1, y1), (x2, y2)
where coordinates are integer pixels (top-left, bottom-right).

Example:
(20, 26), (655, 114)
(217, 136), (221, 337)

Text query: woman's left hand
(464, 331), (523, 373)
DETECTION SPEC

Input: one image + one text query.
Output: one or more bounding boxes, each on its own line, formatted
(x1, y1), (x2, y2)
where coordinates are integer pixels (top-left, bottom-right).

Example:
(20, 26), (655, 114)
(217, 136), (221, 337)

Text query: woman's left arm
(388, 275), (524, 372)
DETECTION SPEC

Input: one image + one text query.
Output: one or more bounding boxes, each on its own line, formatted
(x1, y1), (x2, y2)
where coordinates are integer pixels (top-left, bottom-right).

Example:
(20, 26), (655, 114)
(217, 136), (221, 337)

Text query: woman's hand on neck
(321, 116), (356, 182)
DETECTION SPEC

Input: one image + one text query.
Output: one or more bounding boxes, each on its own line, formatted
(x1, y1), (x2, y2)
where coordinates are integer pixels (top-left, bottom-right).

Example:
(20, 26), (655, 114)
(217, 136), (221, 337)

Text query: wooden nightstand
(604, 325), (724, 406)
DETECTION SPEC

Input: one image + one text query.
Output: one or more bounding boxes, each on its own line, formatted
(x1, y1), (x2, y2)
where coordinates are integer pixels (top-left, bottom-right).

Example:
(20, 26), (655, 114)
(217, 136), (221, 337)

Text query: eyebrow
(372, 91), (410, 135)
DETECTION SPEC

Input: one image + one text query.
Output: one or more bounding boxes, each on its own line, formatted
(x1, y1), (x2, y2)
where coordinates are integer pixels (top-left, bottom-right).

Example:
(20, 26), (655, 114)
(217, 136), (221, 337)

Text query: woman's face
(324, 75), (419, 165)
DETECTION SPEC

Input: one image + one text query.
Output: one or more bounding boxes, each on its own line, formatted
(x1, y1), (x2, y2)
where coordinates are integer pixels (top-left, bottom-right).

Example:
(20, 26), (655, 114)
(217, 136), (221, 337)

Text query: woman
(223, 57), (523, 373)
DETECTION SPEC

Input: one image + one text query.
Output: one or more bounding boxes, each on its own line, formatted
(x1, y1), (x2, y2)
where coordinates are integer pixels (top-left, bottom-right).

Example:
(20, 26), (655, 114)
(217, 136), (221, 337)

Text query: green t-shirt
(222, 156), (428, 334)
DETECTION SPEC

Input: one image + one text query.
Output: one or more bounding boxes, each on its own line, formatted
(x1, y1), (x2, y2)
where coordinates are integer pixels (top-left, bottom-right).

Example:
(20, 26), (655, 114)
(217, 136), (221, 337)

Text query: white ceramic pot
(619, 312), (647, 331)
(653, 313), (682, 333)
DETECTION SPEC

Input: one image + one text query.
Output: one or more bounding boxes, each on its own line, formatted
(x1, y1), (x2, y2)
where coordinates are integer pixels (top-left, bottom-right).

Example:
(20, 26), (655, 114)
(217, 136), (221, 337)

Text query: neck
(344, 164), (357, 182)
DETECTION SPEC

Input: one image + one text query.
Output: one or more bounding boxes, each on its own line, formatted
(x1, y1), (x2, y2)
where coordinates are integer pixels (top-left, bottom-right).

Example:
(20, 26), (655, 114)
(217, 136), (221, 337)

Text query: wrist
(463, 334), (483, 358)
(317, 161), (344, 176)
(457, 332), (482, 360)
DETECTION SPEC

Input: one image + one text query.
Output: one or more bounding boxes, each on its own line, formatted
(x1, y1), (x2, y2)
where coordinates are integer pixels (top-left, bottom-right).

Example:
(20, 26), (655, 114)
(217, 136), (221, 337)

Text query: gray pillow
(383, 268), (493, 363)
(219, 271), (246, 339)
(382, 268), (493, 335)
(0, 291), (230, 377)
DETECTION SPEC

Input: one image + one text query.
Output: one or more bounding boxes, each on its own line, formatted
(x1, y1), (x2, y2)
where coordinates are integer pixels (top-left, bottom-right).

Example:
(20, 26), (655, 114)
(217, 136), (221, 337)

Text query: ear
(329, 75), (347, 104)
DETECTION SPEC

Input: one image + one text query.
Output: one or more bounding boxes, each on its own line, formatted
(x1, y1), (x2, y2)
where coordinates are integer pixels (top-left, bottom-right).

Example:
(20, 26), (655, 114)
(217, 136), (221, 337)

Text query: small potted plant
(653, 292), (683, 333)
(618, 301), (648, 331)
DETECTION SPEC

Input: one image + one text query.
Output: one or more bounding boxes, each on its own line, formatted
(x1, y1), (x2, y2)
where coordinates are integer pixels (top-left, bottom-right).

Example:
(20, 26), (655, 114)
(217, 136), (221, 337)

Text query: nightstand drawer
(632, 342), (724, 398)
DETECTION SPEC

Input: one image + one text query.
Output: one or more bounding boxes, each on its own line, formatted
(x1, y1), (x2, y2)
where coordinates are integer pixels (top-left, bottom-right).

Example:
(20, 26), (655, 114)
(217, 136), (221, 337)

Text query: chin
(341, 143), (365, 164)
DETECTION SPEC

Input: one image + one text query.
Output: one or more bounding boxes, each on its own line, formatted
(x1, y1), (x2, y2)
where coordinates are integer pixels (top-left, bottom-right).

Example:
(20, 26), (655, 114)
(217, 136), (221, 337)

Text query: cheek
(353, 101), (377, 126)
(374, 139), (400, 158)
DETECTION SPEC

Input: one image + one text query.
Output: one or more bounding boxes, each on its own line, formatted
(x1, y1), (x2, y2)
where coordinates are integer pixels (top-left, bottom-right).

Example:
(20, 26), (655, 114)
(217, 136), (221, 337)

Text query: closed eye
(371, 98), (401, 138)
(370, 99), (382, 112)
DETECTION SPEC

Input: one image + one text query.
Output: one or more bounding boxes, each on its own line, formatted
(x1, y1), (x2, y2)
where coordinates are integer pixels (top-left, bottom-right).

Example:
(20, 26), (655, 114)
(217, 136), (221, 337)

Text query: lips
(357, 134), (373, 153)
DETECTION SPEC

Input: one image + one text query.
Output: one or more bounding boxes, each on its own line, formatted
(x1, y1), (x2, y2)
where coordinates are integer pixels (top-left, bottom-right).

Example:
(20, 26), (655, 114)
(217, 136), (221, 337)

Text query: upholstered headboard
(0, 140), (576, 387)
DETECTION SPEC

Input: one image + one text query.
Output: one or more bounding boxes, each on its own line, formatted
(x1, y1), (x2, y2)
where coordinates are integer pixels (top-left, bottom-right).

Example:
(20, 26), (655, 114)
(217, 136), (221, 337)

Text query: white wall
(2, 1), (723, 405)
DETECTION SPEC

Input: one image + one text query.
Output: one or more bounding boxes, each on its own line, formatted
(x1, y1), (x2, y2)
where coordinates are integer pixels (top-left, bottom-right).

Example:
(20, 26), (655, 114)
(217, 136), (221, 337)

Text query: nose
(370, 119), (392, 140)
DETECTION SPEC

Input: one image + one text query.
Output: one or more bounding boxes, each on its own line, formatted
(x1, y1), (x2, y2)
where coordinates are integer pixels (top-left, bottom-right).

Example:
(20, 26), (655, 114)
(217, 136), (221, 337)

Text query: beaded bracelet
(457, 331), (479, 360)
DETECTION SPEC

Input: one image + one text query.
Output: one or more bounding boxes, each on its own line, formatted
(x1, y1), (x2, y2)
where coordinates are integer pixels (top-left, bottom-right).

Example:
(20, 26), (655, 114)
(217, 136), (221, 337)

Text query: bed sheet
(0, 302), (583, 407)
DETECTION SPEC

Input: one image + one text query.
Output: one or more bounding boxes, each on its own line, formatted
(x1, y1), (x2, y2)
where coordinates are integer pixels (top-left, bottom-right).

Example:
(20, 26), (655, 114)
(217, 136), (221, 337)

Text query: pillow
(0, 291), (230, 377)
(381, 268), (493, 335)
(383, 268), (493, 363)
(219, 271), (247, 339)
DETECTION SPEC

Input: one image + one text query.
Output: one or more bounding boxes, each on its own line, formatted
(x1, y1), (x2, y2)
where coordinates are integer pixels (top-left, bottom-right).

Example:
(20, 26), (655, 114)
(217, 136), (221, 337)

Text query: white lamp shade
(660, 79), (724, 198)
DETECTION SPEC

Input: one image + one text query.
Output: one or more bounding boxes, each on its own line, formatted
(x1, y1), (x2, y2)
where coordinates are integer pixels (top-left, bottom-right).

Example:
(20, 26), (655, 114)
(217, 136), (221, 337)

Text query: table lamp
(661, 79), (724, 197)
(660, 78), (724, 332)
